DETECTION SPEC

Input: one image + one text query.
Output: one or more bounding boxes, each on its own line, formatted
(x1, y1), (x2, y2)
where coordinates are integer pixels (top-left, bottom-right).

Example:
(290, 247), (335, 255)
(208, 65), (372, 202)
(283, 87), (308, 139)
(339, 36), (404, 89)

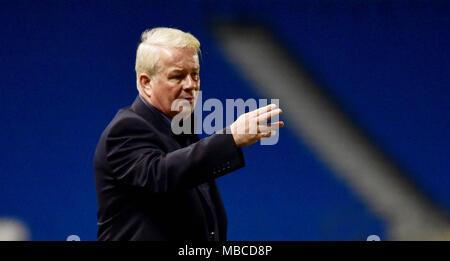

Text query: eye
(170, 74), (184, 80)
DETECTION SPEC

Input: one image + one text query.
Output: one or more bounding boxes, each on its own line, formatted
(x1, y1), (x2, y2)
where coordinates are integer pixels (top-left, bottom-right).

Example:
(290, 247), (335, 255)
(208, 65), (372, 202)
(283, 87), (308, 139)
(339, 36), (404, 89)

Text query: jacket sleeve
(105, 117), (245, 192)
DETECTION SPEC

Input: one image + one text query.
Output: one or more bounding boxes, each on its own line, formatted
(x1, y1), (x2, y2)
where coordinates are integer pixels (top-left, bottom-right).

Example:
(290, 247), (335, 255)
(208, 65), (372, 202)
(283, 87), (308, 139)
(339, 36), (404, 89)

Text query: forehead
(158, 47), (199, 71)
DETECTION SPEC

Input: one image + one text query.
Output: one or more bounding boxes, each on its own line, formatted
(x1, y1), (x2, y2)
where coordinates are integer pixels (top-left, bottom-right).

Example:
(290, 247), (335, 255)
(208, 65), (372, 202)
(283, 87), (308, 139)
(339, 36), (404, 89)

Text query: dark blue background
(0, 0), (448, 240)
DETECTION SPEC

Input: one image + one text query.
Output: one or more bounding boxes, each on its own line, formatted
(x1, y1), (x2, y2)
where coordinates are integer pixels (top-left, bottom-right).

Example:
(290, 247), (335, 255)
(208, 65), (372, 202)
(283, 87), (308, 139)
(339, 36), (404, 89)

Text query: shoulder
(95, 107), (158, 150)
(107, 107), (153, 136)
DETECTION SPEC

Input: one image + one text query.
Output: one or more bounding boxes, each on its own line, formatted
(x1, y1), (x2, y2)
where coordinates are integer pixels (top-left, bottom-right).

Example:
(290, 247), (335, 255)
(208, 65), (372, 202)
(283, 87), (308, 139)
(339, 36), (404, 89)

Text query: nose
(183, 74), (199, 90)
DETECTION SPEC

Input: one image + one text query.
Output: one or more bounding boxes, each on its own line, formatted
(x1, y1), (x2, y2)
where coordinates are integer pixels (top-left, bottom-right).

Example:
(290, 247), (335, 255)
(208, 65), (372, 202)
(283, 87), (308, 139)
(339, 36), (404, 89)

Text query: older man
(93, 27), (283, 241)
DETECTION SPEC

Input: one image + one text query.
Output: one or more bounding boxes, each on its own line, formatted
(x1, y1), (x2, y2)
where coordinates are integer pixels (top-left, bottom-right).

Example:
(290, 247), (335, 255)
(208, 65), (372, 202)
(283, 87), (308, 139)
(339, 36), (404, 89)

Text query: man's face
(149, 47), (200, 119)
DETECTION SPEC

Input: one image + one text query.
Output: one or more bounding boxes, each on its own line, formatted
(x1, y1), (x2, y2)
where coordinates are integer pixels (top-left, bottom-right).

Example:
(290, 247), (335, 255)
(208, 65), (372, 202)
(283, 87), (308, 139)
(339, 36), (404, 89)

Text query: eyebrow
(168, 69), (185, 75)
(168, 67), (199, 73)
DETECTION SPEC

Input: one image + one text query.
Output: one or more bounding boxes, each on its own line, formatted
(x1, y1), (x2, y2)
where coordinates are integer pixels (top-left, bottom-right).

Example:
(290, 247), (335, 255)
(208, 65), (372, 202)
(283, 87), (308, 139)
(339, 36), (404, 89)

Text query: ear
(139, 73), (152, 97)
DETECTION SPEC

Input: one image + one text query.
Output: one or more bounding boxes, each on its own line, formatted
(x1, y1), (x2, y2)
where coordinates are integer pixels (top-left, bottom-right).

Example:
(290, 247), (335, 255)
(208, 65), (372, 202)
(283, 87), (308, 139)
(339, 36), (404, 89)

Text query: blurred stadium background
(0, 0), (449, 240)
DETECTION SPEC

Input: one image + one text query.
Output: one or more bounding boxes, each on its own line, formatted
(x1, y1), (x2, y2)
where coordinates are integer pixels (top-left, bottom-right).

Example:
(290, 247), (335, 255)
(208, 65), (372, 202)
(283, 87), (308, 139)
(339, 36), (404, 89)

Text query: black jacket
(93, 96), (245, 240)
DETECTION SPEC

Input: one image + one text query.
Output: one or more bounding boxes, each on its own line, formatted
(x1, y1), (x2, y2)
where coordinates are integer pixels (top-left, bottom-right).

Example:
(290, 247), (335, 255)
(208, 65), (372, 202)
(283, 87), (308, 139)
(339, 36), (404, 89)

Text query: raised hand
(230, 104), (284, 147)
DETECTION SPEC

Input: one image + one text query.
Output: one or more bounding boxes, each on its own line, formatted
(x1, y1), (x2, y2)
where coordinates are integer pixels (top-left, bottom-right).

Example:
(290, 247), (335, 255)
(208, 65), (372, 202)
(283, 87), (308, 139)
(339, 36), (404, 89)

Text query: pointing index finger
(257, 107), (283, 123)
(249, 104), (277, 118)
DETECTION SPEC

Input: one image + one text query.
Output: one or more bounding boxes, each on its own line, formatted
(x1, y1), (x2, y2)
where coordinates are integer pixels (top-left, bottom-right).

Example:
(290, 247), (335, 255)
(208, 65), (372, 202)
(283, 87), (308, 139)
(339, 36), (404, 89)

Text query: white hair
(135, 27), (201, 91)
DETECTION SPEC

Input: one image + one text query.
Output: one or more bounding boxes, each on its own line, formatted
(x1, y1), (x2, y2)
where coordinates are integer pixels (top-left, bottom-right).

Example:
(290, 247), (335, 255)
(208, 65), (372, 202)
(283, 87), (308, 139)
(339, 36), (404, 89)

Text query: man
(93, 27), (283, 241)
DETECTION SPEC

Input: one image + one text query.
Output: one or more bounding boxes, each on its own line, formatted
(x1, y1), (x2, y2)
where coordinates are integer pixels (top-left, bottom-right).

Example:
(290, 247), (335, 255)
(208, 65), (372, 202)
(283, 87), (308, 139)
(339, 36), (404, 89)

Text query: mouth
(182, 97), (194, 102)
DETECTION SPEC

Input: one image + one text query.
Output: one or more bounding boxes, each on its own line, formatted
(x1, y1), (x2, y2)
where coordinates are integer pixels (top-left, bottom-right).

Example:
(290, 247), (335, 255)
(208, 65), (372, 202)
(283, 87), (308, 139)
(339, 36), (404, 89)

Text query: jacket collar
(131, 95), (172, 134)
(130, 95), (199, 143)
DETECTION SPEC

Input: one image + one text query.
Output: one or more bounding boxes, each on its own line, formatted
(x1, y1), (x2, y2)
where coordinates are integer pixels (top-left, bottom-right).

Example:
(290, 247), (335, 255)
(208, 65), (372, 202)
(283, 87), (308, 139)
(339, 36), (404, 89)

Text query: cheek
(169, 84), (183, 97)
(162, 83), (183, 105)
